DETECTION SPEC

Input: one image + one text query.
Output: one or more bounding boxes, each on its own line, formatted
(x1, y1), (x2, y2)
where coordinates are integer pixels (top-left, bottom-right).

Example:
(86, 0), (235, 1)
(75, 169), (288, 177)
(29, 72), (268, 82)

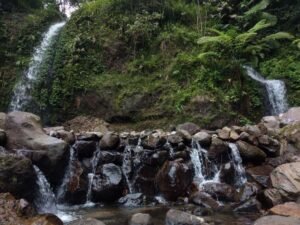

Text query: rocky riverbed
(1, 108), (300, 225)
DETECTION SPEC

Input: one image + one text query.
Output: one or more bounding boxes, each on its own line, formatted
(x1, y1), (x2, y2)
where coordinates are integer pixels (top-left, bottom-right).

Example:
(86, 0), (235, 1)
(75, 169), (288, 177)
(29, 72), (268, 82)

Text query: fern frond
(263, 32), (295, 41)
(248, 19), (274, 33)
(197, 52), (220, 60)
(245, 0), (270, 15)
(235, 32), (257, 44)
(197, 35), (230, 46)
(292, 39), (300, 49)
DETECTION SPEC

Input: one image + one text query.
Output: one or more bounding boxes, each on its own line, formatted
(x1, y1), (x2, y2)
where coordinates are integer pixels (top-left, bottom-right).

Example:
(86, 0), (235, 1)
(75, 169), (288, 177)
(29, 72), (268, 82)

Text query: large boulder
(193, 132), (211, 146)
(165, 209), (205, 225)
(129, 213), (153, 225)
(281, 122), (300, 149)
(254, 215), (300, 225)
(190, 191), (220, 210)
(269, 202), (300, 218)
(99, 132), (120, 150)
(155, 160), (193, 201)
(5, 112), (68, 186)
(271, 162), (300, 200)
(236, 141), (266, 164)
(176, 122), (200, 135)
(0, 154), (36, 201)
(91, 163), (124, 202)
(141, 132), (166, 150)
(280, 107), (300, 124)
(208, 136), (229, 159)
(73, 140), (97, 159)
(247, 165), (274, 188)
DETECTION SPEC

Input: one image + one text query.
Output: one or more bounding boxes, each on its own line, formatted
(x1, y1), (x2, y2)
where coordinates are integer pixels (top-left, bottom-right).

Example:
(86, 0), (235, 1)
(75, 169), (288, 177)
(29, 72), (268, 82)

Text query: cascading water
(33, 165), (57, 214)
(86, 145), (101, 204)
(190, 140), (220, 187)
(243, 66), (288, 115)
(228, 143), (247, 187)
(9, 21), (66, 111)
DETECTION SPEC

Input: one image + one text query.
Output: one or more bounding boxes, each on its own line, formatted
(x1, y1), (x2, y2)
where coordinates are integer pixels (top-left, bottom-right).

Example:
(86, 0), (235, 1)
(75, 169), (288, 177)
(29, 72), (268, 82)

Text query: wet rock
(0, 193), (36, 225)
(26, 214), (63, 225)
(118, 193), (144, 206)
(259, 188), (283, 208)
(167, 133), (183, 146)
(0, 154), (36, 201)
(203, 182), (237, 202)
(0, 112), (6, 129)
(141, 132), (166, 150)
(247, 165), (274, 188)
(193, 132), (211, 146)
(5, 111), (68, 186)
(155, 160), (193, 201)
(69, 218), (106, 225)
(269, 202), (300, 218)
(135, 164), (159, 196)
(176, 122), (201, 135)
(233, 197), (261, 213)
(165, 209), (205, 225)
(219, 162), (235, 186)
(99, 151), (123, 166)
(271, 162), (300, 200)
(254, 215), (300, 225)
(92, 163), (124, 202)
(217, 127), (231, 140)
(0, 129), (6, 146)
(73, 140), (97, 159)
(237, 182), (259, 202)
(99, 132), (120, 150)
(236, 141), (266, 164)
(190, 191), (220, 210)
(77, 132), (102, 142)
(208, 136), (229, 159)
(129, 213), (153, 225)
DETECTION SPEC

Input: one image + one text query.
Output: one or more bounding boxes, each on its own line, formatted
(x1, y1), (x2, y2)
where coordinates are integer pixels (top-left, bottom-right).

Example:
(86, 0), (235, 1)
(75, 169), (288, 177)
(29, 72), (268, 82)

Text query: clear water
(9, 22), (66, 111)
(243, 66), (288, 115)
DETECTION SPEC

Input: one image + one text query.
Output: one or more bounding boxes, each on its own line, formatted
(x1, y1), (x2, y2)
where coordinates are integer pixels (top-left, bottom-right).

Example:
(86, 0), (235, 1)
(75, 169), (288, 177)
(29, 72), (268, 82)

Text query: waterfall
(243, 66), (288, 115)
(33, 165), (57, 214)
(122, 145), (135, 194)
(9, 21), (66, 111)
(166, 141), (174, 158)
(86, 145), (101, 204)
(190, 140), (220, 187)
(228, 143), (247, 187)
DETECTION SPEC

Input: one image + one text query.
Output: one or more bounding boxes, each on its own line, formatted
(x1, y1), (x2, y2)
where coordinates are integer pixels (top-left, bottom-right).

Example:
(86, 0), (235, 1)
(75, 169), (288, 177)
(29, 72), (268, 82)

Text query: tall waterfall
(33, 165), (57, 214)
(9, 21), (66, 111)
(244, 66), (288, 115)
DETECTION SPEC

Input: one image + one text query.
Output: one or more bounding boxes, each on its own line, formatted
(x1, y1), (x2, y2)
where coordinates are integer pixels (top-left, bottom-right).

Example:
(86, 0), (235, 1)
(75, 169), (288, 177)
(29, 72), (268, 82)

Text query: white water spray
(244, 66), (288, 115)
(9, 21), (66, 111)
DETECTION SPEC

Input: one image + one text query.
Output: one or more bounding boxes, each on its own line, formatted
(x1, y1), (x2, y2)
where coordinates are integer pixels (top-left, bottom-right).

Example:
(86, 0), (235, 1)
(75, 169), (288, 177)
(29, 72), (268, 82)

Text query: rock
(176, 122), (201, 135)
(281, 122), (300, 149)
(167, 133), (183, 146)
(99, 132), (120, 150)
(193, 132), (211, 146)
(280, 107), (300, 124)
(244, 125), (261, 137)
(0, 112), (5, 129)
(208, 136), (229, 159)
(99, 151), (123, 166)
(202, 182), (237, 202)
(44, 127), (75, 145)
(238, 182), (259, 202)
(259, 188), (283, 208)
(26, 214), (63, 225)
(271, 162), (300, 200)
(254, 215), (300, 225)
(92, 163), (124, 202)
(177, 129), (192, 143)
(165, 209), (205, 225)
(219, 162), (235, 186)
(217, 127), (231, 140)
(269, 202), (300, 218)
(236, 140), (266, 163)
(0, 154), (36, 201)
(239, 132), (250, 141)
(5, 112), (68, 186)
(73, 140), (97, 159)
(261, 116), (280, 129)
(69, 218), (106, 225)
(77, 132), (102, 142)
(229, 130), (239, 141)
(233, 197), (261, 213)
(129, 213), (153, 225)
(190, 191), (220, 210)
(0, 193), (36, 225)
(63, 115), (109, 133)
(155, 160), (193, 201)
(258, 136), (280, 157)
(0, 129), (6, 146)
(118, 193), (145, 206)
(247, 165), (274, 188)
(141, 132), (166, 150)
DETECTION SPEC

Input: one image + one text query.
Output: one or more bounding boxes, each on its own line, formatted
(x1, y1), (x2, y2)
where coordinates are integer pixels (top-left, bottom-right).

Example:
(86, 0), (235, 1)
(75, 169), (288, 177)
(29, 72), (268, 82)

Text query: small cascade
(228, 143), (247, 187)
(56, 147), (76, 202)
(165, 141), (174, 158)
(9, 21), (66, 111)
(86, 145), (101, 203)
(190, 140), (220, 187)
(122, 145), (135, 194)
(243, 66), (288, 115)
(33, 165), (57, 214)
